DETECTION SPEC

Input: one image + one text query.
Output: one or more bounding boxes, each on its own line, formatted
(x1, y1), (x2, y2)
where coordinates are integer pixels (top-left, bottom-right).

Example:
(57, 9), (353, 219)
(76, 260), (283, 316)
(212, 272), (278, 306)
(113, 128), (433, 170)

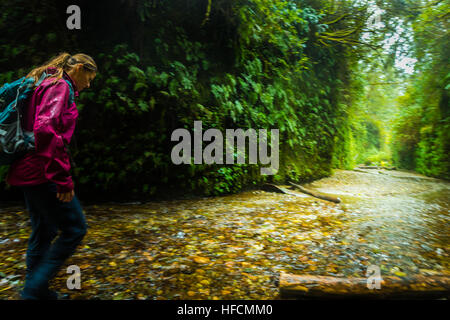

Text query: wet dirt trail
(0, 169), (448, 299)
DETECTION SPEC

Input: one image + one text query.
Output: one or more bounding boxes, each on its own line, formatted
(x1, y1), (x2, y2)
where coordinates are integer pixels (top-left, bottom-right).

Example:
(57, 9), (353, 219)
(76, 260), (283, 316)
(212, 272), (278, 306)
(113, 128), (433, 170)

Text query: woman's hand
(57, 190), (75, 202)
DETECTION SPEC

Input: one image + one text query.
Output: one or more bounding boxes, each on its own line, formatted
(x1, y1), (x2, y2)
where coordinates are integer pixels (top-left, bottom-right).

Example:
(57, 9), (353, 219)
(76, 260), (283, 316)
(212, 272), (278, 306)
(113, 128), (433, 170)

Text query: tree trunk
(287, 181), (341, 203)
(356, 166), (380, 169)
(356, 166), (397, 170)
(279, 272), (450, 299)
(261, 183), (290, 194)
(352, 168), (375, 174)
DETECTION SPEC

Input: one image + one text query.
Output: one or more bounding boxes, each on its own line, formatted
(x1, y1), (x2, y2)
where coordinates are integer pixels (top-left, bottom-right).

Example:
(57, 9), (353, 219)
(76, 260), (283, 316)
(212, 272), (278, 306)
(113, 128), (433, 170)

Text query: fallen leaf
(192, 256), (210, 264)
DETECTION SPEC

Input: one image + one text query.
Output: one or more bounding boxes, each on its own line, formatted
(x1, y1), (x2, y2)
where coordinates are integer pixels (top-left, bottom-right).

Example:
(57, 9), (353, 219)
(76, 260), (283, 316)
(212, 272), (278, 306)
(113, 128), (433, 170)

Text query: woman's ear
(75, 63), (84, 73)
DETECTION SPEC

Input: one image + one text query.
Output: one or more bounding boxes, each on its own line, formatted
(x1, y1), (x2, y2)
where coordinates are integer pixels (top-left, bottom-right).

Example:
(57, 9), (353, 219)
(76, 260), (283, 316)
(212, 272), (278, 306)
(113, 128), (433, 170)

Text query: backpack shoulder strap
(35, 72), (49, 87)
(63, 79), (75, 105)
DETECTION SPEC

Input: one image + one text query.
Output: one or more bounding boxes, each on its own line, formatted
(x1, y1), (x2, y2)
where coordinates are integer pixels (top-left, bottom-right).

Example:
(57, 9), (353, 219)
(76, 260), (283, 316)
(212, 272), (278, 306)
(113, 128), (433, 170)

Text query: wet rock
(175, 232), (186, 239)
(162, 264), (193, 276)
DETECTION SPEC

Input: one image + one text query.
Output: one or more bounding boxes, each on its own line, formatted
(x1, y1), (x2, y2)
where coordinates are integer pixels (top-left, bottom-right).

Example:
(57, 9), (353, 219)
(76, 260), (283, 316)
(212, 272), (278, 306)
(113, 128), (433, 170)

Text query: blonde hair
(26, 52), (97, 85)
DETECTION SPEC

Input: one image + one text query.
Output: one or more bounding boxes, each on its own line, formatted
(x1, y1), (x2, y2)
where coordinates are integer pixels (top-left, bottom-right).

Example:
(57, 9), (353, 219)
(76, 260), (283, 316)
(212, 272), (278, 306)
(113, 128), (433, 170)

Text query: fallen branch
(287, 181), (341, 204)
(353, 169), (437, 181)
(261, 183), (290, 194)
(352, 168), (374, 174)
(352, 168), (385, 176)
(356, 166), (397, 170)
(279, 273), (450, 299)
(261, 183), (323, 201)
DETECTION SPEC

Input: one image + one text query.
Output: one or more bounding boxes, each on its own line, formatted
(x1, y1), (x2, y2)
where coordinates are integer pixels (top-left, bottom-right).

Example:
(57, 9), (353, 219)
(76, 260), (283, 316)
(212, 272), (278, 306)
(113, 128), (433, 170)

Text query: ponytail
(26, 52), (97, 86)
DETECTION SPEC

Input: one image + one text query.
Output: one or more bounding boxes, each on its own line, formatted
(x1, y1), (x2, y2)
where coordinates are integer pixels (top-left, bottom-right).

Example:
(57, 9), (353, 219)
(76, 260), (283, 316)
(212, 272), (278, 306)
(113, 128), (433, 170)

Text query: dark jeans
(20, 182), (87, 298)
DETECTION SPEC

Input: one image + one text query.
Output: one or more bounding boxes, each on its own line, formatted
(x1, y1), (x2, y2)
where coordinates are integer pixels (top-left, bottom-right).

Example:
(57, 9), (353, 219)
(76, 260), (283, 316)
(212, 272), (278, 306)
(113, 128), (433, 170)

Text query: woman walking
(6, 53), (97, 299)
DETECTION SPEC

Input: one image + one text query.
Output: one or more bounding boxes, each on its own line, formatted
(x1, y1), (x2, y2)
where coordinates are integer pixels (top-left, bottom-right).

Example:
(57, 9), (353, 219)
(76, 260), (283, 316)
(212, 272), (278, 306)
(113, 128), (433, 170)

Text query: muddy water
(0, 169), (448, 299)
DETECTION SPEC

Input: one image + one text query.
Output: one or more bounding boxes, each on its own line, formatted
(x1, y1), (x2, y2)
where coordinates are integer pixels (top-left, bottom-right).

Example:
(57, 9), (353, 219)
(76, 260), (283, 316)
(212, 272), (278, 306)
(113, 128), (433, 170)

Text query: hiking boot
(20, 288), (70, 300)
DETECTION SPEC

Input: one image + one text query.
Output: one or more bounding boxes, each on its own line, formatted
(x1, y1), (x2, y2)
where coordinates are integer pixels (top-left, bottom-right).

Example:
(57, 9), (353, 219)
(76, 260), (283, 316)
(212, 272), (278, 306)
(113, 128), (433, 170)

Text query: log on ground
(261, 183), (290, 194)
(356, 166), (397, 170)
(287, 181), (341, 203)
(279, 272), (450, 299)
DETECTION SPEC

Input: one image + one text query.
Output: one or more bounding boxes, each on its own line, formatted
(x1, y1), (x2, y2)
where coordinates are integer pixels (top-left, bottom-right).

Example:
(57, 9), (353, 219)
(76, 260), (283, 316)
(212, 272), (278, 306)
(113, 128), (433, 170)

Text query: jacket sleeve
(33, 80), (74, 193)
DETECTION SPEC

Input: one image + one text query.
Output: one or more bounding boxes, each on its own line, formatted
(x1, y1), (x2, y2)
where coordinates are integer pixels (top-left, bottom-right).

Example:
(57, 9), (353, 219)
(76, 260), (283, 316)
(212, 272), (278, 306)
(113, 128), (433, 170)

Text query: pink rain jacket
(6, 68), (79, 193)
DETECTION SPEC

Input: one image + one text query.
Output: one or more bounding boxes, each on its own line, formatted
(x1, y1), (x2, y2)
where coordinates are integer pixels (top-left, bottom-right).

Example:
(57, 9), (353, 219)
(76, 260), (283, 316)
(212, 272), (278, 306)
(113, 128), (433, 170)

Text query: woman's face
(68, 64), (96, 92)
